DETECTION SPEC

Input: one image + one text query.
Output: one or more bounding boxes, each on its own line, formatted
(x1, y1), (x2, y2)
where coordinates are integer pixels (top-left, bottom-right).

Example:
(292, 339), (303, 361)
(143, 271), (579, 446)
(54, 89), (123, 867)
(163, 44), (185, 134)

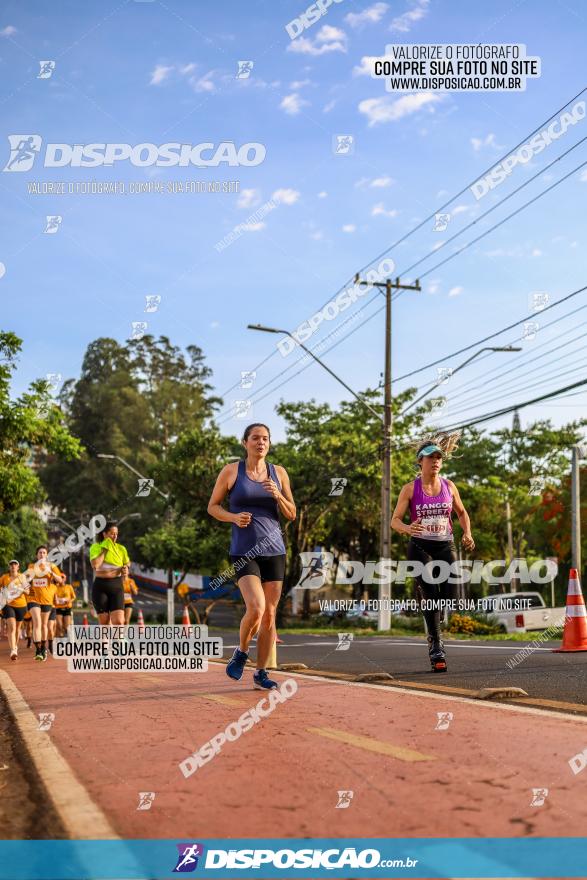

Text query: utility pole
(571, 445), (586, 576)
(505, 498), (515, 593)
(353, 274), (421, 629)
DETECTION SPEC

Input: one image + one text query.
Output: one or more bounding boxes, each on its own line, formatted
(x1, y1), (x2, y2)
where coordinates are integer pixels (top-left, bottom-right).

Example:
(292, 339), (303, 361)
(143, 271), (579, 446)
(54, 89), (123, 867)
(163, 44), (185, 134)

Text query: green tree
(0, 507), (47, 569)
(0, 331), (81, 559)
(39, 335), (222, 561)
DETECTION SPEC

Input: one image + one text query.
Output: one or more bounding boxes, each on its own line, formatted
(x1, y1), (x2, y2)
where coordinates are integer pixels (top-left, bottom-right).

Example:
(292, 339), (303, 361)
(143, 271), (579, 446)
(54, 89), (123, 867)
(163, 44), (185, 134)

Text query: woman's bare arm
(207, 464), (246, 525)
(391, 483), (424, 537)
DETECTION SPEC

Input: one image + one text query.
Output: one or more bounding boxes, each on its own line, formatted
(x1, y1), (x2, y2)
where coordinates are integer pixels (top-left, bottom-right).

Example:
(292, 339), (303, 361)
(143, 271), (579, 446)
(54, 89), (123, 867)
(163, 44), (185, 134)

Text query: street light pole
(401, 346), (522, 415)
(246, 325), (382, 421)
(96, 454), (169, 500)
(353, 275), (421, 630)
(96, 454), (173, 622)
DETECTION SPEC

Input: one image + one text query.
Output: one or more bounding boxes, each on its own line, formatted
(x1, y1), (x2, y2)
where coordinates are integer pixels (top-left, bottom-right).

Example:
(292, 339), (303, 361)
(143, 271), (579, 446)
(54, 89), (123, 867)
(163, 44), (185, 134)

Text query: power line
(217, 86), (587, 401)
(441, 376), (587, 432)
(219, 158), (587, 420)
(431, 304), (587, 400)
(396, 283), (587, 383)
(442, 355), (587, 422)
(435, 321), (587, 410)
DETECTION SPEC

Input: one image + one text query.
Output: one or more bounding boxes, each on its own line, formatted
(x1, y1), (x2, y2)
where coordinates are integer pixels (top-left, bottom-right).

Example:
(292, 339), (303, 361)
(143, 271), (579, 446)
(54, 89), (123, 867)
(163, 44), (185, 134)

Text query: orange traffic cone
(137, 607), (145, 634)
(553, 569), (587, 652)
(82, 612), (89, 626)
(182, 605), (190, 627)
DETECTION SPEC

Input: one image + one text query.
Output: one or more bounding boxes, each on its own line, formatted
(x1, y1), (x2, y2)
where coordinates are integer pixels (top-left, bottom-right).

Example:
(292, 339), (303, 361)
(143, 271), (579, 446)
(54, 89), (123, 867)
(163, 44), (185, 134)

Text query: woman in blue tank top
(208, 423), (296, 690)
(391, 433), (475, 672)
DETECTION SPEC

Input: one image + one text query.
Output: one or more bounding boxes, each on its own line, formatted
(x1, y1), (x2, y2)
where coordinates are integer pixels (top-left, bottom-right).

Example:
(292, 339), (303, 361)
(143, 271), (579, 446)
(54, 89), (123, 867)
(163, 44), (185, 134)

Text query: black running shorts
(2, 604), (26, 621)
(27, 602), (53, 613)
(92, 576), (125, 614)
(229, 554), (286, 584)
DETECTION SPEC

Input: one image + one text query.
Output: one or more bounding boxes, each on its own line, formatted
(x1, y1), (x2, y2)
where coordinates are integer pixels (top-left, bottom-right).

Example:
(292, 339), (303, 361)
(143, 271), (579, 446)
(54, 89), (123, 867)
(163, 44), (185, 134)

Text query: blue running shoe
(226, 648), (248, 681)
(253, 669), (278, 690)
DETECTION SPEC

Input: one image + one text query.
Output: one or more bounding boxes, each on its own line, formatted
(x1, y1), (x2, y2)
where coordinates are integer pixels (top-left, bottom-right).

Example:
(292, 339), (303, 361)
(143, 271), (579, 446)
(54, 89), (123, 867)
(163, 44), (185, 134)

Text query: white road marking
(208, 662), (587, 724)
(225, 639), (555, 653)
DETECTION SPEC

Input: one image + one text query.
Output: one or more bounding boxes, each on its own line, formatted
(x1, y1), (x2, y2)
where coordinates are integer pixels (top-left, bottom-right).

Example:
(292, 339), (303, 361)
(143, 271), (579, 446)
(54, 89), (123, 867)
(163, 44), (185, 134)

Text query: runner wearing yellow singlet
(121, 565), (138, 625)
(54, 581), (76, 637)
(89, 522), (130, 627)
(1, 560), (27, 661)
(27, 546), (66, 662)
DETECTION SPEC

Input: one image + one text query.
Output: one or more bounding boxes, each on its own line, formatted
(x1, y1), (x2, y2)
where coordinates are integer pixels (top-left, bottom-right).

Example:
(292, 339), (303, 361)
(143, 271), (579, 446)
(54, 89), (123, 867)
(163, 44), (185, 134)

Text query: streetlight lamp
(401, 346), (522, 415)
(117, 513), (142, 526)
(247, 325), (382, 421)
(96, 454), (169, 500)
(248, 322), (389, 625)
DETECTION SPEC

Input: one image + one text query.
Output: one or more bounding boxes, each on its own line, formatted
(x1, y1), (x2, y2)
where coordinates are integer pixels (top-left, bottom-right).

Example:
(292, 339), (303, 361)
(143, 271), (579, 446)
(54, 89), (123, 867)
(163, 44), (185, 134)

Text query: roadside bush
(448, 612), (502, 635)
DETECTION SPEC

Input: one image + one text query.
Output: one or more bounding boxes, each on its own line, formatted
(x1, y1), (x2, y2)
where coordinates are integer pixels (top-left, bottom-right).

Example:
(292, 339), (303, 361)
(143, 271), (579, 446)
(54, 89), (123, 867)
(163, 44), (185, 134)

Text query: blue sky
(1, 0), (586, 443)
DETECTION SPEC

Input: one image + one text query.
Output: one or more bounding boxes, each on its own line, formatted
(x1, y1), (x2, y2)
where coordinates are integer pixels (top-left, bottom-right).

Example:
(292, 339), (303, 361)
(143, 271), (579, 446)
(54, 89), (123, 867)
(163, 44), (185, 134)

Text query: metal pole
(572, 445), (581, 574)
(506, 499), (515, 593)
(379, 280), (392, 631)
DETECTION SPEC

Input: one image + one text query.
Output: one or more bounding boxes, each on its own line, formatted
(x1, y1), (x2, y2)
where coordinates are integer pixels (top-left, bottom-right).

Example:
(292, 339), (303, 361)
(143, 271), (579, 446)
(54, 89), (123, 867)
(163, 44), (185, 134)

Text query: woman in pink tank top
(392, 434), (475, 672)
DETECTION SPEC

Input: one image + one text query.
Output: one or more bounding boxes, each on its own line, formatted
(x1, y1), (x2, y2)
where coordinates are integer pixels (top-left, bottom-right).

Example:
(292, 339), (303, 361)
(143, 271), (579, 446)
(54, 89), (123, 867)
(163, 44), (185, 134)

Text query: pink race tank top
(409, 477), (453, 542)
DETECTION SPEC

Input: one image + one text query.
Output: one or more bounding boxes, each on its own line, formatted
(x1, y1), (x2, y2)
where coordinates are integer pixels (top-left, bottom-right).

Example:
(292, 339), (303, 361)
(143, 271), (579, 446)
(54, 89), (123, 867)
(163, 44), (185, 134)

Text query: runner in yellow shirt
(27, 546), (66, 662)
(1, 560), (28, 661)
(54, 581), (76, 637)
(89, 522), (130, 626)
(122, 565), (138, 625)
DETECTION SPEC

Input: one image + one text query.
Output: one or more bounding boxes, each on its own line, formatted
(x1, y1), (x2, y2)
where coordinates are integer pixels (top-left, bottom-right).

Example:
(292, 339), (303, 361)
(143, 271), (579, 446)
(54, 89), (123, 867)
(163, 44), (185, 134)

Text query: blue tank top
(229, 460), (286, 557)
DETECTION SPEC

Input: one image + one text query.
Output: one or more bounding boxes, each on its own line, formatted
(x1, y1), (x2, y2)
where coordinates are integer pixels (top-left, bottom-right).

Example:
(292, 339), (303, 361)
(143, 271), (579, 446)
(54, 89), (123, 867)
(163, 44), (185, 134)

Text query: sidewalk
(2, 646), (587, 841)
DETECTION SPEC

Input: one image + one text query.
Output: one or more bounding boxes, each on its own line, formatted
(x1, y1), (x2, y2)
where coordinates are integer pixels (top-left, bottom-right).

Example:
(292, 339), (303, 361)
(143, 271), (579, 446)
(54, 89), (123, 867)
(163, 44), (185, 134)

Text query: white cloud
(210, 321), (220, 329)
(532, 248), (542, 257)
(290, 79), (311, 89)
(0, 25), (16, 37)
(311, 230), (324, 240)
(580, 169), (587, 182)
(180, 63), (197, 75)
(427, 280), (440, 294)
(342, 224), (356, 233)
(371, 202), (398, 218)
(359, 92), (442, 126)
(318, 191), (328, 198)
(448, 286), (463, 297)
(192, 70), (216, 92)
(353, 55), (385, 76)
(240, 221), (266, 232)
(150, 64), (173, 85)
(345, 2), (388, 28)
(317, 24), (346, 41)
(288, 26), (347, 56)
(452, 204), (469, 215)
(280, 93), (309, 115)
(237, 189), (261, 209)
(323, 99), (337, 113)
(390, 0), (430, 32)
(371, 176), (394, 188)
(272, 188), (301, 205)
(471, 133), (502, 151)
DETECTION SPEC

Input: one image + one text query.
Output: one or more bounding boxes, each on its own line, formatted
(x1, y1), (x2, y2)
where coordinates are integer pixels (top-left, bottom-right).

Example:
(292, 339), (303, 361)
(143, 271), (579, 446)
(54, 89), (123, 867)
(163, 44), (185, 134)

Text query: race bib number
(421, 516), (450, 537)
(32, 578), (47, 587)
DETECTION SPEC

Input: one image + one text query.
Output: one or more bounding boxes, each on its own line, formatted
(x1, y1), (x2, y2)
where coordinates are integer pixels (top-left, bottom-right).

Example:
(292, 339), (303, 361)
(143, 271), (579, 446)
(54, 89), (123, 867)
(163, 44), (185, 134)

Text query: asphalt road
(214, 629), (587, 708)
(129, 589), (587, 708)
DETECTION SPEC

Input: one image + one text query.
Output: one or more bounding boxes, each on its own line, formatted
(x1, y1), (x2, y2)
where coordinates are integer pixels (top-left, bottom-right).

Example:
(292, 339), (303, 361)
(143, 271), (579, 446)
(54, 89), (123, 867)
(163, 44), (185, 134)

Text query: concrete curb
(0, 669), (119, 840)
